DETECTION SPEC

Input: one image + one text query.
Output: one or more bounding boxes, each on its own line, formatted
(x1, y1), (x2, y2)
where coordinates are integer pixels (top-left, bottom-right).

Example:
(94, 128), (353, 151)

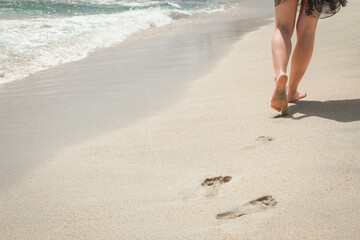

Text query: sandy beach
(1, 2), (359, 240)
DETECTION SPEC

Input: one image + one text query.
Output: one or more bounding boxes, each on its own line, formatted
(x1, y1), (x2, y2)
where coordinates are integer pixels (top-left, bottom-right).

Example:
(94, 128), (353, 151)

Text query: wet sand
(0, 11), (271, 191)
(1, 3), (359, 240)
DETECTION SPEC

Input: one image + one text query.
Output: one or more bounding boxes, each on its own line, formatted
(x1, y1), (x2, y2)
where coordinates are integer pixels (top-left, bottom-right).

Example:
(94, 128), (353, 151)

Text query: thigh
(275, 0), (299, 35)
(296, 0), (318, 34)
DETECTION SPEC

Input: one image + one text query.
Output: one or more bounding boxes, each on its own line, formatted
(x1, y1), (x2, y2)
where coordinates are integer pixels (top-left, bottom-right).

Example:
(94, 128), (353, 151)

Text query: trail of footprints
(198, 137), (277, 219)
(200, 175), (277, 220)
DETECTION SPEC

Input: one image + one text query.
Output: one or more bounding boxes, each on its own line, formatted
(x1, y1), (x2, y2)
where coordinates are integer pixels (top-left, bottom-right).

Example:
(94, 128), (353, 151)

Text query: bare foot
(288, 91), (307, 103)
(271, 74), (288, 113)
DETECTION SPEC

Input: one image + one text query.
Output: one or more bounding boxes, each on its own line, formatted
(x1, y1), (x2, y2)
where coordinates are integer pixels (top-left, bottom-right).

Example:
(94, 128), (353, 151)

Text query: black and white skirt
(274, 0), (347, 18)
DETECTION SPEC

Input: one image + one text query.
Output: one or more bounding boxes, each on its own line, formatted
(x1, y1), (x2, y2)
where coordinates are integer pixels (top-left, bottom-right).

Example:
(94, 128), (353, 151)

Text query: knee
(296, 23), (316, 42)
(276, 25), (294, 39)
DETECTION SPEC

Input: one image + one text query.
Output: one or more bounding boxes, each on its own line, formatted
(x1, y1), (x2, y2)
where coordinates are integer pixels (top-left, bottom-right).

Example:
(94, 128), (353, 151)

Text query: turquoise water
(0, 0), (219, 19)
(0, 0), (268, 83)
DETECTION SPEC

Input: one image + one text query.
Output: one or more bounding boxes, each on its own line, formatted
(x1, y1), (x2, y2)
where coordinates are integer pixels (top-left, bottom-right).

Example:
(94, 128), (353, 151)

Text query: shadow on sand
(276, 99), (360, 122)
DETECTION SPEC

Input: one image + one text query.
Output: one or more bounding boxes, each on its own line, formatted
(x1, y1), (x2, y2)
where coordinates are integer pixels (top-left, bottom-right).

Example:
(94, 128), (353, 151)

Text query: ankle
(275, 72), (287, 81)
(287, 87), (298, 95)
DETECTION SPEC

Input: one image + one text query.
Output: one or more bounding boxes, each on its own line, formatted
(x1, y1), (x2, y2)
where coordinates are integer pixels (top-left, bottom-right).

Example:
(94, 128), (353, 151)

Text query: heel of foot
(276, 74), (288, 89)
(271, 74), (288, 113)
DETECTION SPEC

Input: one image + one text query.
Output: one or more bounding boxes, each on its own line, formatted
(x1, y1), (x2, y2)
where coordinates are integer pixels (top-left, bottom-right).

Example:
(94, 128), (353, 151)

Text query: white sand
(1, 3), (359, 240)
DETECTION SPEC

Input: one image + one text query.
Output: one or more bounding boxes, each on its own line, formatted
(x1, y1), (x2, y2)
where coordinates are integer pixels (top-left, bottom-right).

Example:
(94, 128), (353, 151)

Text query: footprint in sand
(198, 175), (232, 198)
(216, 195), (277, 220)
(244, 136), (274, 150)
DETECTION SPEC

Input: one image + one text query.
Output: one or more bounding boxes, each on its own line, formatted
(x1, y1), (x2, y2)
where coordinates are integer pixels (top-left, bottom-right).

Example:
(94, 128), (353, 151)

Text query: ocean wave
(0, 0), (224, 19)
(0, 8), (177, 83)
(0, 0), (235, 83)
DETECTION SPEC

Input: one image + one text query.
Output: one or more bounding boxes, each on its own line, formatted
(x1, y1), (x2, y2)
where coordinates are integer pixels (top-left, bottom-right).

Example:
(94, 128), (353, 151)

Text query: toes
(299, 92), (307, 99)
(222, 176), (232, 183)
(288, 92), (307, 103)
(201, 175), (232, 187)
(271, 105), (281, 112)
(200, 175), (232, 198)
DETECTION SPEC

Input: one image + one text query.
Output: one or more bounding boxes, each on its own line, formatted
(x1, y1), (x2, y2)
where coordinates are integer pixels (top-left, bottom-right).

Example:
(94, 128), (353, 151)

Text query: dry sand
(1, 3), (359, 240)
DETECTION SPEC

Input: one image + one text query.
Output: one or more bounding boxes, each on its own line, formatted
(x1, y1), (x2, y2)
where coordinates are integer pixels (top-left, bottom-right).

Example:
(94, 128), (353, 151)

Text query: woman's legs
(271, 0), (298, 113)
(288, 1), (318, 103)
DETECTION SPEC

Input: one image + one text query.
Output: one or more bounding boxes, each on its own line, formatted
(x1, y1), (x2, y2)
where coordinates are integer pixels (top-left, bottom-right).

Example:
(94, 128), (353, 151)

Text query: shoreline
(0, 3), (273, 85)
(1, 2), (360, 239)
(0, 11), (272, 191)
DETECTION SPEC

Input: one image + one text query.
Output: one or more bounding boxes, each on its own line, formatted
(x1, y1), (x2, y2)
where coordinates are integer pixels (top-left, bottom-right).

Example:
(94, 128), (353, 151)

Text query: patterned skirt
(274, 0), (348, 18)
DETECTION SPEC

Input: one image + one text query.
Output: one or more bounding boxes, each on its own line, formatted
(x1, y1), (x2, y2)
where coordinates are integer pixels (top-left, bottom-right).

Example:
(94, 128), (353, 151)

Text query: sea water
(0, 0), (272, 84)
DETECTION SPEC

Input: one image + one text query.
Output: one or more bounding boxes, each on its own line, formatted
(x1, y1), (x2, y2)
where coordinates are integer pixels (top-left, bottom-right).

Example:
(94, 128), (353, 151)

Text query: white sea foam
(0, 9), (175, 83)
(0, 0), (231, 84)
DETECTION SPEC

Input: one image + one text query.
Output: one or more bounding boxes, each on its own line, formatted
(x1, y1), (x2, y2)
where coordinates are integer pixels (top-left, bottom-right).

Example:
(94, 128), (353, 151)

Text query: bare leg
(288, 1), (318, 103)
(271, 0), (298, 113)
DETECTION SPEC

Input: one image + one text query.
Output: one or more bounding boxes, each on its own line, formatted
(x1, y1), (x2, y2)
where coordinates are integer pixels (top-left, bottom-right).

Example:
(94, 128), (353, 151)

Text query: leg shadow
(285, 99), (360, 122)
